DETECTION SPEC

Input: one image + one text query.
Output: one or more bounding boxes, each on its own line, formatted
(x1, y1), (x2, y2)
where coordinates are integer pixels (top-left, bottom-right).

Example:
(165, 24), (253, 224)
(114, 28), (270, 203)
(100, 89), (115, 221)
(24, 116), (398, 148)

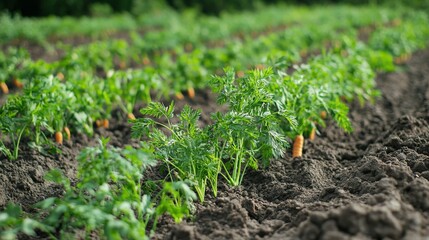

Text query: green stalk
(210, 141), (226, 197)
(12, 125), (27, 160)
(231, 140), (243, 186)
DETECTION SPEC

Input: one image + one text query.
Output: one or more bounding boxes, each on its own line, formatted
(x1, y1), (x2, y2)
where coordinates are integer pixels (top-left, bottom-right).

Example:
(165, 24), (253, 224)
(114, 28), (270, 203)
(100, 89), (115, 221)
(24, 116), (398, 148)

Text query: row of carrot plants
(0, 9), (425, 159)
(0, 7), (413, 161)
(1, 9), (429, 238)
(0, 6), (402, 97)
(0, 32), (426, 240)
(0, 7), (429, 239)
(0, 5), (324, 47)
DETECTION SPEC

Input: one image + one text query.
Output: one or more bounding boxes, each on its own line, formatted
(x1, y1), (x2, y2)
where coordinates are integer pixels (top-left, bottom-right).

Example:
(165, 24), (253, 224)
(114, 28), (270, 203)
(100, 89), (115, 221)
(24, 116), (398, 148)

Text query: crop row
(1, 5), (341, 47)
(0, 7), (417, 160)
(1, 9), (426, 159)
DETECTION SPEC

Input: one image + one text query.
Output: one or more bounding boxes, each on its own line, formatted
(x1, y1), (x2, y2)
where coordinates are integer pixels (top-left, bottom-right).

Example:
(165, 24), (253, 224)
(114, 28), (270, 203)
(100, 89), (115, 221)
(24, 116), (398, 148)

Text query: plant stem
(12, 125), (27, 160)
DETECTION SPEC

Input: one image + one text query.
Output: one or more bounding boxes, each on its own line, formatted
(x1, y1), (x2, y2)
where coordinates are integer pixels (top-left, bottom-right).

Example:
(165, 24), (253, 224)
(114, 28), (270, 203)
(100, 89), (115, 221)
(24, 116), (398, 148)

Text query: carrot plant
(0, 83), (55, 158)
(0, 203), (51, 239)
(171, 48), (209, 99)
(131, 102), (217, 202)
(105, 69), (158, 120)
(0, 138), (196, 239)
(0, 48), (31, 93)
(0, 75), (98, 158)
(369, 12), (429, 63)
(210, 68), (294, 185)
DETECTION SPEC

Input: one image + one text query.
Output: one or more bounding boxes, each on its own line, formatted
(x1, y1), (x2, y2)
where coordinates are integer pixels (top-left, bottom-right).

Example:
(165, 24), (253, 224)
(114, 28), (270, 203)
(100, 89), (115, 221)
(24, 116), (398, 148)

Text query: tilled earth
(1, 49), (429, 239)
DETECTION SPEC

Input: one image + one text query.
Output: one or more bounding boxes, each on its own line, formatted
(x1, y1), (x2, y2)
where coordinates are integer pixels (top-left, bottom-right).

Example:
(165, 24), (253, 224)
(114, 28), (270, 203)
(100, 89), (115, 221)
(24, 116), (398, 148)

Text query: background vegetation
(1, 0), (427, 16)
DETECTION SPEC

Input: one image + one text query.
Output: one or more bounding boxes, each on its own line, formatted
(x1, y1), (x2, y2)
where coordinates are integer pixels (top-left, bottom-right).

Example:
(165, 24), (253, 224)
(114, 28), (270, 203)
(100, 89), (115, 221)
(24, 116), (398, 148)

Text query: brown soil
(1, 48), (429, 239)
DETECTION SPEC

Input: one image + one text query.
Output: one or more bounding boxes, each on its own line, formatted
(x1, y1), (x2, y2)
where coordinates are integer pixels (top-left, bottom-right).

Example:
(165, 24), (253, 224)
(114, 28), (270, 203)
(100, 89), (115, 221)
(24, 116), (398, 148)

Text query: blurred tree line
(0, 0), (427, 17)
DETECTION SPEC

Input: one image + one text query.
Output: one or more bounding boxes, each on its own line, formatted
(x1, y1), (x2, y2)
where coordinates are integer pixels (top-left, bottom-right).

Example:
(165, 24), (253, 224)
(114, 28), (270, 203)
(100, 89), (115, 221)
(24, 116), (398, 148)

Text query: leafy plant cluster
(369, 12), (429, 64)
(131, 34), (401, 202)
(0, 8), (177, 45)
(0, 5), (314, 46)
(1, 6), (402, 95)
(1, 6), (429, 240)
(0, 5), (408, 160)
(0, 138), (196, 239)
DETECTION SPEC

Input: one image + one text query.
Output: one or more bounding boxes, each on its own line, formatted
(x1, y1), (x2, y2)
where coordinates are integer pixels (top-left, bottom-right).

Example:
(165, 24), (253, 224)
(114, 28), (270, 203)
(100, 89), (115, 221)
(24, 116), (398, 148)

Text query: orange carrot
(255, 64), (265, 70)
(55, 131), (63, 145)
(64, 127), (71, 141)
(96, 119), (103, 128)
(237, 71), (245, 78)
(127, 113), (136, 120)
(188, 87), (195, 99)
(57, 72), (65, 81)
(119, 60), (127, 69)
(12, 79), (24, 89)
(394, 54), (410, 64)
(292, 134), (304, 158)
(142, 57), (151, 66)
(0, 82), (9, 94)
(175, 92), (185, 100)
(309, 127), (316, 141)
(102, 119), (109, 129)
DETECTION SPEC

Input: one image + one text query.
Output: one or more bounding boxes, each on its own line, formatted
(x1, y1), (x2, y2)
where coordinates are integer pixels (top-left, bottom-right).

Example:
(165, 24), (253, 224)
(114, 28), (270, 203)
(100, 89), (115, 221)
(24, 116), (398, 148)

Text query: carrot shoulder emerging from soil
(127, 113), (136, 120)
(188, 87), (195, 99)
(175, 92), (185, 100)
(0, 82), (9, 94)
(102, 119), (109, 128)
(95, 119), (103, 128)
(64, 127), (71, 141)
(13, 79), (24, 89)
(55, 131), (63, 145)
(56, 72), (65, 81)
(292, 134), (304, 158)
(309, 127), (316, 141)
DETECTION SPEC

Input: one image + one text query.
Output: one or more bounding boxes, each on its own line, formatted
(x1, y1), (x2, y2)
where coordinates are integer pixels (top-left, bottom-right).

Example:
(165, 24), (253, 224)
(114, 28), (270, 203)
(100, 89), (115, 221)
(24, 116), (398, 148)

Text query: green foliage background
(0, 0), (428, 16)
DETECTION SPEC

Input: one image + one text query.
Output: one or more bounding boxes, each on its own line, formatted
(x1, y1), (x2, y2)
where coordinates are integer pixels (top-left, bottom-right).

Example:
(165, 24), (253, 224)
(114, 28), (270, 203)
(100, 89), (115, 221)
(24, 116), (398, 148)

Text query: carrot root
(237, 71), (245, 78)
(13, 79), (24, 89)
(0, 82), (9, 94)
(55, 131), (63, 145)
(127, 113), (136, 120)
(320, 111), (327, 119)
(188, 87), (195, 99)
(95, 119), (103, 128)
(142, 57), (151, 66)
(255, 64), (265, 70)
(64, 127), (71, 141)
(119, 61), (126, 69)
(292, 134), (304, 158)
(102, 119), (109, 129)
(175, 92), (185, 100)
(394, 54), (410, 65)
(309, 127), (316, 141)
(57, 72), (65, 81)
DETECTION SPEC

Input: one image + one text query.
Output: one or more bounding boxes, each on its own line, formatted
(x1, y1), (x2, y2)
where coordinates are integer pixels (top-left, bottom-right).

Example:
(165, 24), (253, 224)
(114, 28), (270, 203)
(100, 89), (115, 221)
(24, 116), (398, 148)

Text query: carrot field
(1, 2), (429, 239)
